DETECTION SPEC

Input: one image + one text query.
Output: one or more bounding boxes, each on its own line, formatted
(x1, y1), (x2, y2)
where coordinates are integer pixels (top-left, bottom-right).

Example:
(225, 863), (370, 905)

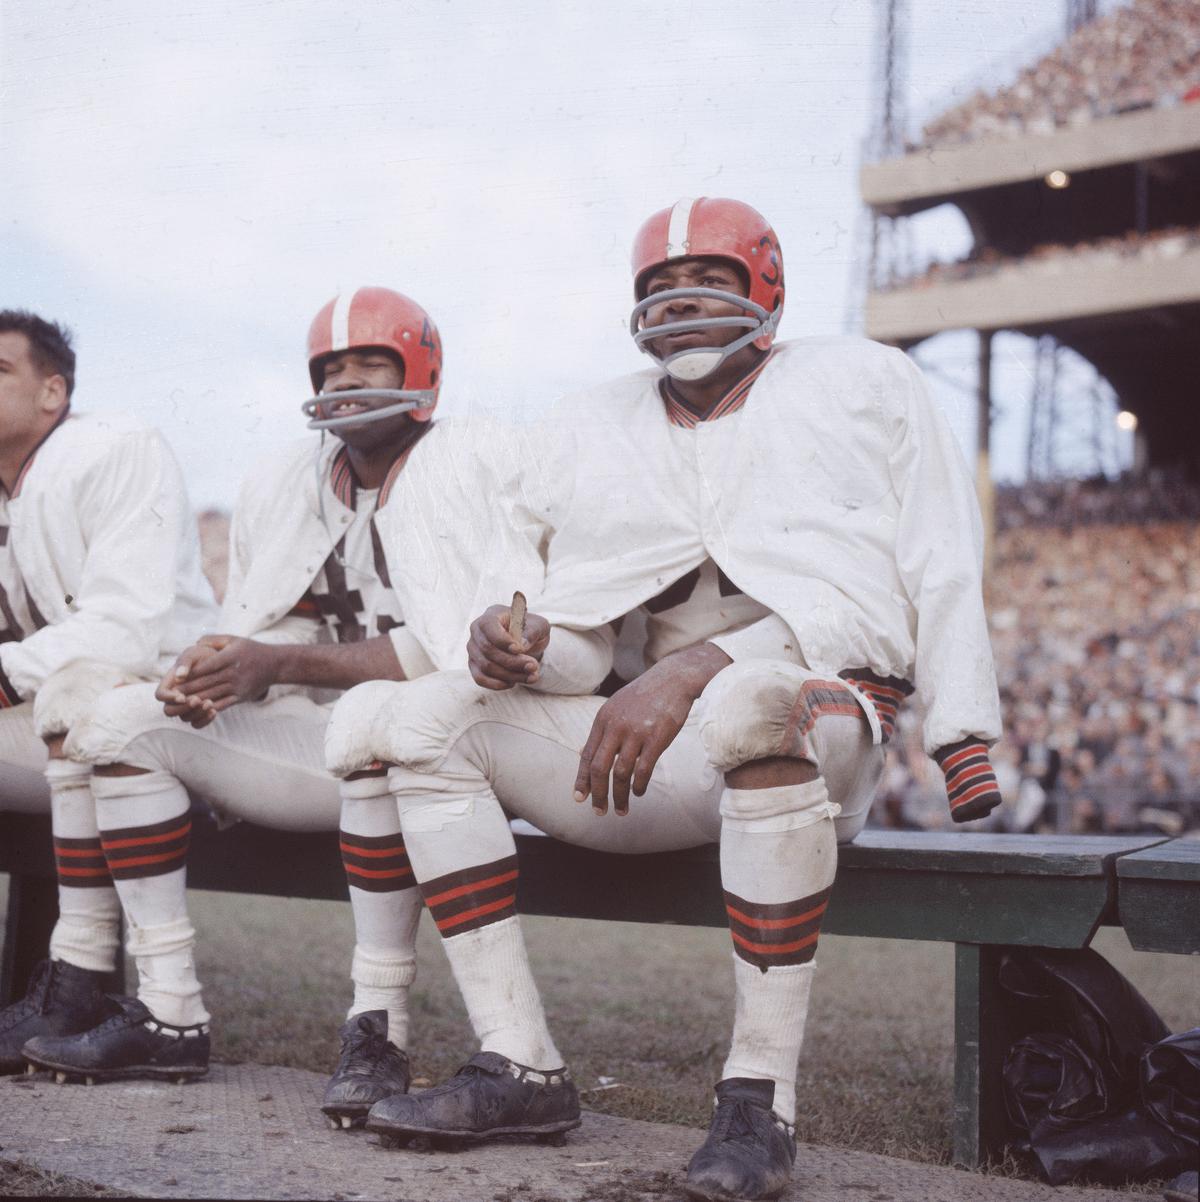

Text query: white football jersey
(0, 501), (39, 647)
(642, 558), (768, 667)
(305, 487), (406, 645)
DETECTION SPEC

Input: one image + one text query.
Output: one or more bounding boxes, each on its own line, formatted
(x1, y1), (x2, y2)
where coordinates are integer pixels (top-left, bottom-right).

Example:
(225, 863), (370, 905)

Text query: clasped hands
(156, 635), (277, 729)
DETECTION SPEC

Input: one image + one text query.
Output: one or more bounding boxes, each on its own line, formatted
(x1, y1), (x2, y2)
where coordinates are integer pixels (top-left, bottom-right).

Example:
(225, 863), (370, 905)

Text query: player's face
(638, 257), (750, 358)
(320, 348), (406, 401)
(0, 332), (60, 448)
(317, 348), (412, 447)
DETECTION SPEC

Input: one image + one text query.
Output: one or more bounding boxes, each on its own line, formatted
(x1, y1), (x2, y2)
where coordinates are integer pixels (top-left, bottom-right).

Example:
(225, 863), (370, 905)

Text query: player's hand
(467, 604), (550, 691)
(156, 635), (279, 727)
(573, 643), (732, 816)
(157, 641), (223, 727)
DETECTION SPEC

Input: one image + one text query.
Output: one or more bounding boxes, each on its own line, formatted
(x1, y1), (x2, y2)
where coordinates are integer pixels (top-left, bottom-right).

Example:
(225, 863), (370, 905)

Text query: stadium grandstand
(859, 0), (1200, 837)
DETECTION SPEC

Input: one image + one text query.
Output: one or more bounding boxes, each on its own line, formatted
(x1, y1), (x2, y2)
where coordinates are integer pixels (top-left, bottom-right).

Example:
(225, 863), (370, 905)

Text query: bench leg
(2, 874), (125, 1006)
(952, 943), (1018, 1169)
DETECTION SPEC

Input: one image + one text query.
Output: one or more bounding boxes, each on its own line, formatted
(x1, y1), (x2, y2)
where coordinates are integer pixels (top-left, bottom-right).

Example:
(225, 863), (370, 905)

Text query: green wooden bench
(0, 809), (1187, 1168)
(1116, 838), (1200, 955)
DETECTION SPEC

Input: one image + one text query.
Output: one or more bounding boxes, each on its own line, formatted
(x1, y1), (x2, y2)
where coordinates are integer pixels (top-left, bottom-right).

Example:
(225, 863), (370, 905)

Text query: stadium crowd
(918, 0), (1200, 150)
(877, 472), (1200, 836)
(878, 225), (1200, 293)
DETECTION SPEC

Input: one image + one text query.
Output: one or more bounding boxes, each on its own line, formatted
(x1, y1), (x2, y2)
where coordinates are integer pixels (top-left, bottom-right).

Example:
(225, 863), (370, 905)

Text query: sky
(2, 0), (1127, 509)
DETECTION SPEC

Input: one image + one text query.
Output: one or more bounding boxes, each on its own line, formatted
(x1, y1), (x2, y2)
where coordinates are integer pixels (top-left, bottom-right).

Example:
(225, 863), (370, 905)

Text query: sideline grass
(183, 889), (1196, 1164)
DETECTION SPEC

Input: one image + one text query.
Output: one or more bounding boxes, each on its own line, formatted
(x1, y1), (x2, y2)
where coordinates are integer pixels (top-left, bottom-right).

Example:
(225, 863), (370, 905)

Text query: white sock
(126, 916), (209, 1027)
(340, 776), (422, 1045)
(91, 769), (207, 1025)
(45, 758), (120, 973)
(442, 916), (563, 1070)
(396, 784), (562, 1070)
(719, 779), (838, 1124)
(721, 956), (815, 1124)
(348, 947), (418, 1047)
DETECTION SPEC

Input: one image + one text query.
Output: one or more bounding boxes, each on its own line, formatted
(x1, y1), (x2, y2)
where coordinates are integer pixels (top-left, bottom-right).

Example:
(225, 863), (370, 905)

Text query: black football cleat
(684, 1078), (797, 1202)
(366, 1050), (580, 1149)
(22, 995), (209, 1084)
(321, 1010), (411, 1130)
(0, 959), (119, 1075)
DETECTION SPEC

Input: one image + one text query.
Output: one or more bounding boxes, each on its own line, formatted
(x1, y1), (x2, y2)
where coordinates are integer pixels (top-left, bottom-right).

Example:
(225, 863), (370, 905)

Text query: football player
(324, 200), (1005, 1201)
(0, 309), (213, 1075)
(21, 289), (546, 1124)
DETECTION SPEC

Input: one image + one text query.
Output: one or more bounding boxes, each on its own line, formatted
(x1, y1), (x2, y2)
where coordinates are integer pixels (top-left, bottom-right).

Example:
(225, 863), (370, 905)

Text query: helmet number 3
(758, 235), (782, 288)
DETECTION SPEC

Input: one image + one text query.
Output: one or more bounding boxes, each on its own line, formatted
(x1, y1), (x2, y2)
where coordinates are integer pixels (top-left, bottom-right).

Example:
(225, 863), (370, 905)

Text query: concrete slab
(0, 1062), (1130, 1202)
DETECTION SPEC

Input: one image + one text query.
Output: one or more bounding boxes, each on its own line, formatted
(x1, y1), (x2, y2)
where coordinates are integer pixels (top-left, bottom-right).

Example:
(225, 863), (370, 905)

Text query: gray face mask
(629, 287), (780, 381)
(300, 388), (436, 431)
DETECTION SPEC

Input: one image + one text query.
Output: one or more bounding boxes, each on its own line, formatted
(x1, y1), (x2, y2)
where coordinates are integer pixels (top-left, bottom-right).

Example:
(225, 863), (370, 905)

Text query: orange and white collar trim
(660, 350), (775, 429)
(329, 423), (432, 511)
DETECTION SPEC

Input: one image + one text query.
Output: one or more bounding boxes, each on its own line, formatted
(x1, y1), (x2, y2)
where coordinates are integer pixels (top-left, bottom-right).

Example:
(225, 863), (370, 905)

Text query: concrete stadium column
(976, 330), (995, 579)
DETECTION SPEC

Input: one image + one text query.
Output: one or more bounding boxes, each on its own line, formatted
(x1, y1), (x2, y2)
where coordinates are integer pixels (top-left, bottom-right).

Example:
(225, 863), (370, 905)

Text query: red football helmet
(303, 286), (442, 430)
(629, 198), (785, 380)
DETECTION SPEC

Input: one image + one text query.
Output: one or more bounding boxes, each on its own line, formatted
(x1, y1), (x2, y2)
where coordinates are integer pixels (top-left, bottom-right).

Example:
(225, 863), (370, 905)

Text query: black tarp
(1000, 948), (1198, 1186)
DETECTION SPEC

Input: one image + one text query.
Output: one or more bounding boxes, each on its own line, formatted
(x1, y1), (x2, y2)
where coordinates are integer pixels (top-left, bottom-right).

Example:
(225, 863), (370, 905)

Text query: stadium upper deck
(859, 0), (1200, 472)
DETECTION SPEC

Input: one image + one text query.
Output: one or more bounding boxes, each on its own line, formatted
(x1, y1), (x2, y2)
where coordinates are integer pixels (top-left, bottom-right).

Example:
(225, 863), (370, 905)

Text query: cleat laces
(343, 1027), (389, 1074)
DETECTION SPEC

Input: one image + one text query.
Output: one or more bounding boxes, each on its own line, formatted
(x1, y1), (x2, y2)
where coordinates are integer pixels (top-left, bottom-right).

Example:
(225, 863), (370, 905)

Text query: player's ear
(37, 373), (68, 414)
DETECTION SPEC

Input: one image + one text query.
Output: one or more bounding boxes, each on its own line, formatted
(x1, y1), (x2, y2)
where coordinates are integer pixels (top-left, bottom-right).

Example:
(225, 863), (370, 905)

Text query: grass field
(191, 890), (1196, 1164)
(2, 878), (1196, 1171)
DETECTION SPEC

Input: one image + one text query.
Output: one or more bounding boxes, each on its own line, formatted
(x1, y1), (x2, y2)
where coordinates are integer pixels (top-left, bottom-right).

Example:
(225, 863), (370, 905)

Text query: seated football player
(23, 289), (543, 1118)
(323, 200), (1005, 1201)
(0, 309), (213, 1076)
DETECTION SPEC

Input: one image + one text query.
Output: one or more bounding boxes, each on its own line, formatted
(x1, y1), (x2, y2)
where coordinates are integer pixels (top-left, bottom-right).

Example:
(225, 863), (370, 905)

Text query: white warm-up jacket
(0, 411), (214, 700)
(220, 417), (547, 677)
(527, 337), (1002, 757)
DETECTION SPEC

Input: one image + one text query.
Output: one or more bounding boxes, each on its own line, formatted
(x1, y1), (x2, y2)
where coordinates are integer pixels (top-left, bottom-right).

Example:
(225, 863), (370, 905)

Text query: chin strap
(629, 287), (780, 381)
(301, 388), (435, 432)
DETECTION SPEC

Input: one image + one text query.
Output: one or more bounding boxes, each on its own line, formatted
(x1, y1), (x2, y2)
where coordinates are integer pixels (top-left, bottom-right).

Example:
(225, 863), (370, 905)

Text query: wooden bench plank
(1116, 838), (1200, 954)
(3, 814), (1165, 945)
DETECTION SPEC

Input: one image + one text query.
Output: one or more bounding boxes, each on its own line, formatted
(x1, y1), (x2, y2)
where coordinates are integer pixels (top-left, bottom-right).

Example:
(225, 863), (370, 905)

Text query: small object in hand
(509, 591), (527, 648)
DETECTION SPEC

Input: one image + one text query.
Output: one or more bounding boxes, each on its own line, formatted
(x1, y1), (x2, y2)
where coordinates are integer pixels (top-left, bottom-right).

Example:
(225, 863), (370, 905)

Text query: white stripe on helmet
(330, 290), (355, 352)
(665, 198), (697, 259)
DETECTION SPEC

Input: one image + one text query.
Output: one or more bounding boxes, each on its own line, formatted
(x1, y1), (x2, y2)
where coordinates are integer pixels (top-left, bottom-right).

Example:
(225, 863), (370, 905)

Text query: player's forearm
(659, 641), (733, 699)
(271, 635), (405, 690)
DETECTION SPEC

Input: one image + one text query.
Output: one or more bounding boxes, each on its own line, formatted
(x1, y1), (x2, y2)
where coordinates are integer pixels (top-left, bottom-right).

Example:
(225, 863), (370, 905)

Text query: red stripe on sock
(345, 864), (414, 881)
(101, 820), (192, 851)
(730, 928), (821, 957)
(339, 840), (408, 859)
(725, 899), (828, 932)
(104, 848), (187, 870)
(425, 868), (518, 909)
(434, 894), (515, 933)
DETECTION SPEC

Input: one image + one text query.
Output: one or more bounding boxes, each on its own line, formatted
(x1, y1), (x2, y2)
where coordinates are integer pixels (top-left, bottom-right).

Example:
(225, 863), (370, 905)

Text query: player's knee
(325, 670), (482, 779)
(64, 681), (168, 768)
(698, 659), (813, 773)
(32, 660), (136, 742)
